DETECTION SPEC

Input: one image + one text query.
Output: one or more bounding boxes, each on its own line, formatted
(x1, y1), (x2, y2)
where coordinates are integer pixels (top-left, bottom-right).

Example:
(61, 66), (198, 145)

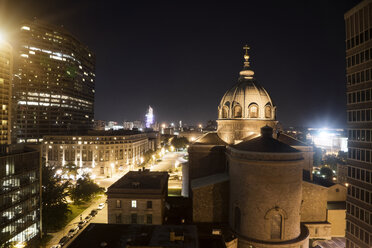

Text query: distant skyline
(0, 0), (361, 127)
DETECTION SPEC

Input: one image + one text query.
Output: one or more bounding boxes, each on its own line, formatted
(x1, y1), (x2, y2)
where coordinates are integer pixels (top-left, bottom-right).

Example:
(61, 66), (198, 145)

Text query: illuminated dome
(218, 46), (276, 120)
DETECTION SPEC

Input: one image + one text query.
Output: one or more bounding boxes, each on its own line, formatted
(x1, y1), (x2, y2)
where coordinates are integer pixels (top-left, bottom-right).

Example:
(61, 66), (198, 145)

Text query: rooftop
(193, 132), (227, 146)
(67, 223), (199, 248)
(231, 127), (300, 153)
(277, 133), (308, 147)
(107, 170), (168, 194)
(191, 173), (229, 189)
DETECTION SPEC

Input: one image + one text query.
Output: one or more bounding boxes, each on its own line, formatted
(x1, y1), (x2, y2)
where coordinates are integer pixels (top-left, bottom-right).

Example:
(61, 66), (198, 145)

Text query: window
(116, 214), (122, 224)
(222, 106), (228, 118)
(271, 214), (282, 239)
(265, 105), (271, 118)
(116, 200), (121, 208)
(131, 214), (137, 224)
(131, 200), (137, 208)
(147, 214), (152, 224)
(233, 105), (242, 118)
(249, 104), (258, 118)
(147, 201), (152, 209)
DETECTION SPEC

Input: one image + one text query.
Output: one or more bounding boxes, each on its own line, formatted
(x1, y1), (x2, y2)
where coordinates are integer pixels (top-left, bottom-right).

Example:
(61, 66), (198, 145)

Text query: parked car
(67, 226), (79, 238)
(78, 220), (87, 229)
(58, 236), (69, 246)
(50, 245), (61, 248)
(90, 209), (98, 216)
(97, 203), (105, 210)
(84, 215), (92, 222)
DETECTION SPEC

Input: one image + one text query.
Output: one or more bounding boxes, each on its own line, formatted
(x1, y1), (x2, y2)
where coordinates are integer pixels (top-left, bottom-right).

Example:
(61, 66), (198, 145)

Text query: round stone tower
(217, 46), (278, 145)
(227, 126), (309, 248)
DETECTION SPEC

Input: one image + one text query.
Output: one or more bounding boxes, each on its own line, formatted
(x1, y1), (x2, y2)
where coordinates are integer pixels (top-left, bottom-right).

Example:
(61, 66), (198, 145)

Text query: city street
(150, 151), (186, 190)
(46, 151), (185, 247)
(46, 171), (126, 247)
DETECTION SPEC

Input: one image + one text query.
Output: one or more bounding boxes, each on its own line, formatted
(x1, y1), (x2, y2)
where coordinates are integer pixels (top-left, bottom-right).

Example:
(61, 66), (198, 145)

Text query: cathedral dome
(218, 47), (276, 120)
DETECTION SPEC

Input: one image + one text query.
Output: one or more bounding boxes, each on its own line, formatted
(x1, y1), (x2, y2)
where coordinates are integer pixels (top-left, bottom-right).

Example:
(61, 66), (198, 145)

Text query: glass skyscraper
(13, 20), (95, 143)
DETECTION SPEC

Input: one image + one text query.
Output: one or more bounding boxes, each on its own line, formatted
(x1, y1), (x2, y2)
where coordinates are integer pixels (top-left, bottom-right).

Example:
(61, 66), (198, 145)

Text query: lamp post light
(110, 163), (115, 178)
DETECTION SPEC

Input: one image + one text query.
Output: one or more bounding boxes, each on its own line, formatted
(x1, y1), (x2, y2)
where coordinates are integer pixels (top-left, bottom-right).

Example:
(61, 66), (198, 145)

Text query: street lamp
(110, 163), (115, 178)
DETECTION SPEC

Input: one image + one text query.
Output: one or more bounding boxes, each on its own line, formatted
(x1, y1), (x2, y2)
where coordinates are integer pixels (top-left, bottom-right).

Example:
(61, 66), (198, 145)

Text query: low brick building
(106, 170), (168, 225)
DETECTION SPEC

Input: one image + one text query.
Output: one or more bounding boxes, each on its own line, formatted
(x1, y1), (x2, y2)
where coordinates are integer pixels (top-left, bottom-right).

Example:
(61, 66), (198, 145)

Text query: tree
(42, 160), (71, 234)
(63, 162), (78, 180)
(143, 149), (155, 164)
(320, 167), (333, 182)
(323, 155), (338, 171)
(69, 176), (104, 204)
(171, 137), (189, 150)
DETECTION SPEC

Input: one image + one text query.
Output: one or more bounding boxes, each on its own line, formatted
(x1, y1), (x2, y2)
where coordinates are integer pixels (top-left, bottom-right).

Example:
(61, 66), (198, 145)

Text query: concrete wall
(217, 119), (278, 145)
(228, 149), (304, 243)
(108, 198), (163, 225)
(304, 223), (331, 240)
(188, 145), (226, 181)
(301, 181), (328, 222)
(327, 184), (347, 202)
(192, 180), (229, 223)
(327, 209), (346, 237)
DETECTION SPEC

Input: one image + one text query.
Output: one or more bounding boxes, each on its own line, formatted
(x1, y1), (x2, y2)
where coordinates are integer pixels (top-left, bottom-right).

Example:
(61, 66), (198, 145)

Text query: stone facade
(42, 131), (149, 177)
(301, 181), (328, 222)
(108, 198), (163, 225)
(188, 145), (227, 181)
(227, 147), (308, 247)
(217, 119), (277, 145)
(106, 170), (168, 225)
(327, 184), (347, 202)
(192, 176), (229, 223)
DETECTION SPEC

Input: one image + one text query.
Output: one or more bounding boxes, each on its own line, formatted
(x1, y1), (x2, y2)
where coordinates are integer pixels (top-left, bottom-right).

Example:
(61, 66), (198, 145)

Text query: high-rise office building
(0, 38), (13, 145)
(345, 1), (372, 247)
(13, 20), (95, 143)
(0, 145), (41, 245)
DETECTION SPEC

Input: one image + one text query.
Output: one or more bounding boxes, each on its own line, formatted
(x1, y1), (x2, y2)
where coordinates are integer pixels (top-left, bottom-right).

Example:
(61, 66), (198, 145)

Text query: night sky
(0, 0), (362, 128)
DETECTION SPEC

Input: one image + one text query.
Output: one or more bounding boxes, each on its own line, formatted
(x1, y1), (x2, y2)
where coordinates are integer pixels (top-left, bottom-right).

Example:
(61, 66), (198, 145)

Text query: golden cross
(243, 45), (250, 55)
(243, 44), (250, 66)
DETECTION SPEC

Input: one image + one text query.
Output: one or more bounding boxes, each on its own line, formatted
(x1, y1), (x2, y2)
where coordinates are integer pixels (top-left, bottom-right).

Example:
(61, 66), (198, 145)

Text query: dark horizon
(0, 0), (361, 128)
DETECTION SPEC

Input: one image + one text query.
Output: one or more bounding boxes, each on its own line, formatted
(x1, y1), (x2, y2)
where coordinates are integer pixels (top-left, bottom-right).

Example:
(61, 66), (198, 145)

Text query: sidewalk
(45, 170), (128, 247)
(46, 195), (106, 247)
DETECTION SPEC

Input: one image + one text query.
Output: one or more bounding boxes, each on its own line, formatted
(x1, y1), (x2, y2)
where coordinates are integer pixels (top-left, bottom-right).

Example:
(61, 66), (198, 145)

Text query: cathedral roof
(277, 133), (309, 147)
(230, 126), (300, 153)
(218, 46), (275, 120)
(193, 132), (227, 146)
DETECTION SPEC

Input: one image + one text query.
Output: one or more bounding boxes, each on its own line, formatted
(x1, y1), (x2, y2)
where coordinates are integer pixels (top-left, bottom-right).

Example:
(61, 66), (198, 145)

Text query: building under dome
(186, 46), (346, 248)
(217, 46), (278, 144)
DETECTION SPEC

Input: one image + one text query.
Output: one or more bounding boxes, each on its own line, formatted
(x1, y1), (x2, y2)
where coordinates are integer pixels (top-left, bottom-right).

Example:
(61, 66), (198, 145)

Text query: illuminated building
(13, 20), (95, 143)
(217, 45), (277, 144)
(42, 130), (150, 178)
(0, 37), (12, 145)
(106, 170), (168, 225)
(0, 145), (41, 244)
(145, 106), (154, 129)
(345, 1), (372, 247)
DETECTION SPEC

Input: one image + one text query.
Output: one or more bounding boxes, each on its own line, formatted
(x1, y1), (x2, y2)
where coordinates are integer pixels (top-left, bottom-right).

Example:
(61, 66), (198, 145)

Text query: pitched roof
(277, 133), (308, 147)
(231, 136), (300, 153)
(193, 132), (227, 146)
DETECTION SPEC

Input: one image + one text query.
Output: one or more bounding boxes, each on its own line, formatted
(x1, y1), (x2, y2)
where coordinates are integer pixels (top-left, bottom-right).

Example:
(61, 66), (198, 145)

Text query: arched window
(222, 106), (228, 118)
(234, 206), (241, 232)
(270, 214), (282, 239)
(233, 105), (242, 118)
(249, 104), (258, 118)
(265, 105), (271, 118)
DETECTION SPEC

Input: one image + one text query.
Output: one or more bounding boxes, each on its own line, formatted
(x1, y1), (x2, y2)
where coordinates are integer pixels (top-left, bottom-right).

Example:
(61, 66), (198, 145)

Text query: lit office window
(131, 200), (137, 208)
